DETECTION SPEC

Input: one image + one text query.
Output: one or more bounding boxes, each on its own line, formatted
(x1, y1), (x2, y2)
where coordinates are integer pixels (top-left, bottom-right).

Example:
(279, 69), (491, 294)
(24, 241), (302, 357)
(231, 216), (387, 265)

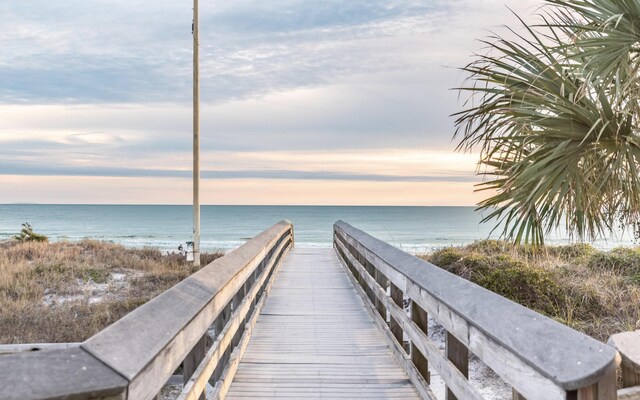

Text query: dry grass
(0, 240), (222, 344)
(421, 241), (640, 342)
(3, 237), (636, 345)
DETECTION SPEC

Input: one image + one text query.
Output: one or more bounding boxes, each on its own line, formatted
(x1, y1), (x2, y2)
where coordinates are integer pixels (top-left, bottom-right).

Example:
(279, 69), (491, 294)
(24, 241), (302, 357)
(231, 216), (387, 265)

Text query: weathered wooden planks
(0, 347), (127, 400)
(226, 248), (420, 399)
(0, 342), (80, 355)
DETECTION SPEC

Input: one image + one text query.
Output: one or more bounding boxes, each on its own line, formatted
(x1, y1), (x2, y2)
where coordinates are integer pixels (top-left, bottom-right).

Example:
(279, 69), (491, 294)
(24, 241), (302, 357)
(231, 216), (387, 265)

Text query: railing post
(411, 301), (429, 384)
(446, 332), (468, 400)
(232, 285), (247, 348)
(211, 302), (232, 383)
(249, 264), (260, 315)
(374, 268), (387, 320)
(610, 330), (640, 389)
(573, 363), (617, 399)
(242, 280), (252, 326)
(359, 252), (375, 304)
(347, 244), (362, 288)
(183, 334), (207, 400)
(622, 365), (640, 389)
(390, 283), (404, 349)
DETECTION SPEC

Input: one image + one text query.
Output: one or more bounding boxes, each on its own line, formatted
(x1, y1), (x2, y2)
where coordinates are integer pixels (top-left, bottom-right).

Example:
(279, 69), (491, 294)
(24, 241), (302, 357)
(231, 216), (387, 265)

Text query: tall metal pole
(192, 0), (201, 267)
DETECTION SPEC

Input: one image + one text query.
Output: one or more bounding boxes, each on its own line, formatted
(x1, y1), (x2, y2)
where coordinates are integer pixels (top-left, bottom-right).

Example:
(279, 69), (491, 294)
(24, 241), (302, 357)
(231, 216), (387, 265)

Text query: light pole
(192, 0), (201, 267)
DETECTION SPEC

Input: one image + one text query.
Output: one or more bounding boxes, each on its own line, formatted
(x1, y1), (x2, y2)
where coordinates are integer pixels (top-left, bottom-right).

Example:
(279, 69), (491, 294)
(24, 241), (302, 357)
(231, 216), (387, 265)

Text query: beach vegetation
(0, 239), (222, 343)
(12, 222), (48, 243)
(588, 247), (640, 277)
(428, 247), (463, 266)
(424, 241), (640, 340)
(455, 0), (640, 245)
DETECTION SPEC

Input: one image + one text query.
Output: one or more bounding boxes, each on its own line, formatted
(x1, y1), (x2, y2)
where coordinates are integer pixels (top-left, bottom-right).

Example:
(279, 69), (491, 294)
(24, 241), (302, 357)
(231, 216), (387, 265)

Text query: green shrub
(492, 254), (525, 269)
(467, 239), (543, 259)
(429, 248), (563, 316)
(631, 273), (640, 285)
(81, 268), (110, 284)
(550, 243), (596, 259)
(420, 240), (640, 341)
(467, 240), (506, 254)
(445, 254), (491, 279)
(458, 254), (491, 271)
(588, 247), (640, 276)
(13, 223), (48, 243)
(430, 248), (463, 266)
(474, 265), (563, 316)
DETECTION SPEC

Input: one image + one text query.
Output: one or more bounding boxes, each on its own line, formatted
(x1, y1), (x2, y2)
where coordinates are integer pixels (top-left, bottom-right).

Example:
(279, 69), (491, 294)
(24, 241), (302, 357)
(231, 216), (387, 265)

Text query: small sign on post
(186, 241), (195, 262)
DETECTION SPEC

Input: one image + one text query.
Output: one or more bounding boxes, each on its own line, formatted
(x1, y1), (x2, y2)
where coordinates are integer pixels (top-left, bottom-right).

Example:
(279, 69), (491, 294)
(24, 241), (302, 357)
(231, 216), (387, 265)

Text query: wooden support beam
(211, 302), (231, 383)
(232, 284), (247, 348)
(183, 335), (206, 400)
(574, 363), (617, 400)
(446, 332), (468, 400)
(374, 269), (387, 320)
(357, 253), (374, 303)
(411, 301), (430, 384)
(390, 283), (403, 347)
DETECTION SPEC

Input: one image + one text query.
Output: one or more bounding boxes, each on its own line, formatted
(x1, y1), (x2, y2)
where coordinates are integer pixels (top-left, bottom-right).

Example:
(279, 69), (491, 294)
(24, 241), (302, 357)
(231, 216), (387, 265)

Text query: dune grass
(0, 240), (222, 344)
(421, 241), (640, 341)
(2, 238), (637, 345)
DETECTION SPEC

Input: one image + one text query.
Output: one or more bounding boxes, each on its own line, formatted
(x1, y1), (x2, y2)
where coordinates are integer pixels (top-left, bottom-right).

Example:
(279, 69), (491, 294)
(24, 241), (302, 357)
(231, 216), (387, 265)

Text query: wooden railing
(0, 220), (294, 400)
(610, 331), (640, 400)
(334, 220), (619, 400)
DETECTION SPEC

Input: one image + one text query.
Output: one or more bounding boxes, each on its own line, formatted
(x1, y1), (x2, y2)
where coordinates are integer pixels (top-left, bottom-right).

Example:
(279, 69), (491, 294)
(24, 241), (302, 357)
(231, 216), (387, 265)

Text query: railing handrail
(334, 220), (618, 398)
(0, 220), (294, 400)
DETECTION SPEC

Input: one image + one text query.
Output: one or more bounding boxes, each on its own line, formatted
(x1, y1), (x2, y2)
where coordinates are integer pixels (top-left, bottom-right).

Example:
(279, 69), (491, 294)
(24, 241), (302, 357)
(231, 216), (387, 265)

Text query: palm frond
(546, 0), (640, 90)
(455, 0), (640, 245)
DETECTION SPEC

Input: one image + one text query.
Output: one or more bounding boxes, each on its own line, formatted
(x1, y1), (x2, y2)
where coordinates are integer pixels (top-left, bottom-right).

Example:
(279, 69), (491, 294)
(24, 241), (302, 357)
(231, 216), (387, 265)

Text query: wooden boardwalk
(1, 222), (628, 400)
(226, 247), (420, 399)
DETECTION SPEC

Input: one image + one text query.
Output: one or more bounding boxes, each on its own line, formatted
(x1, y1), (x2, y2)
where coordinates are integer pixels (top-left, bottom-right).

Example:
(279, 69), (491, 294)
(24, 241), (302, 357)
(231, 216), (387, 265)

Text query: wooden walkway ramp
(226, 247), (420, 399)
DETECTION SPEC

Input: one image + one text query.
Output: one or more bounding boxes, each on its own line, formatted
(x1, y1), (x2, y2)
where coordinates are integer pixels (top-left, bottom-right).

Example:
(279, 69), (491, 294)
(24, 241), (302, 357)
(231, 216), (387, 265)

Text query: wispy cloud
(0, 161), (478, 183)
(0, 0), (541, 104)
(0, 0), (543, 204)
(0, 0), (452, 104)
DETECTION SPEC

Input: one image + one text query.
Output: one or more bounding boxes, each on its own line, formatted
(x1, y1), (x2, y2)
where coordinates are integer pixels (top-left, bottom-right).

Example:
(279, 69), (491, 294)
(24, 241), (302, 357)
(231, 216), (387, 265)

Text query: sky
(0, 0), (543, 205)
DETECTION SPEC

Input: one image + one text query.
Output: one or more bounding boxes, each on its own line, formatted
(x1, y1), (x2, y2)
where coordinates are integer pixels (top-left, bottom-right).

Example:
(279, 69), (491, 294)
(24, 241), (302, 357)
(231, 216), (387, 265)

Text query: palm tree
(455, 0), (640, 245)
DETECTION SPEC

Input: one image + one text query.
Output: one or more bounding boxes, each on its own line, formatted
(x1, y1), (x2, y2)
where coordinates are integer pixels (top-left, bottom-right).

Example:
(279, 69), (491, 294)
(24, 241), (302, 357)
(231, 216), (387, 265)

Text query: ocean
(0, 205), (634, 253)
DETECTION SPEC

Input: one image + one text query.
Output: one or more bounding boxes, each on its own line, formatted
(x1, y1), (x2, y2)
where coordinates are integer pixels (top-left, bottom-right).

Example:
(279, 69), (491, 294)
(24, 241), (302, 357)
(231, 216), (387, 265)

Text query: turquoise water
(0, 205), (633, 253)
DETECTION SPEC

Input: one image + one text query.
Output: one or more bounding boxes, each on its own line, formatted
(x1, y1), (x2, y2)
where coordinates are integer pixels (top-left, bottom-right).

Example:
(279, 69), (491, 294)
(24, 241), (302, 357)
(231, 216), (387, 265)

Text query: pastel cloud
(0, 0), (544, 204)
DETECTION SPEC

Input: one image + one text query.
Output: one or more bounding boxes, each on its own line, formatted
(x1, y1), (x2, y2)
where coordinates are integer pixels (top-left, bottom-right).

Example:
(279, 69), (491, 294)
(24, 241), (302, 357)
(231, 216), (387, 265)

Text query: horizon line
(1, 203), (479, 208)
